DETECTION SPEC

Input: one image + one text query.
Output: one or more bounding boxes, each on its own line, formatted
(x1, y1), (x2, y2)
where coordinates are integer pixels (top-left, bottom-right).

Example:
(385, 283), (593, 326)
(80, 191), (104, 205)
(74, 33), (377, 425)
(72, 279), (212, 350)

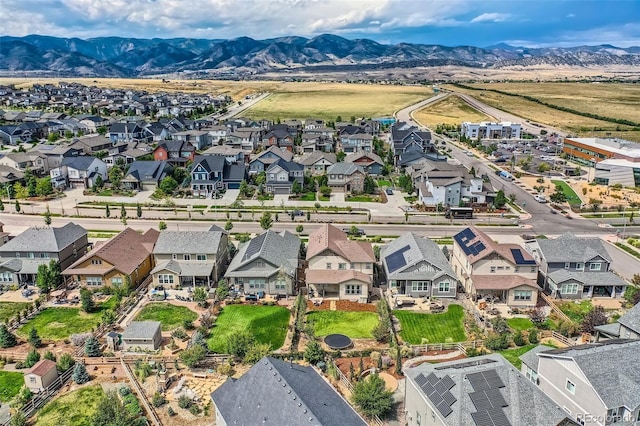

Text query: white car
(534, 195), (547, 203)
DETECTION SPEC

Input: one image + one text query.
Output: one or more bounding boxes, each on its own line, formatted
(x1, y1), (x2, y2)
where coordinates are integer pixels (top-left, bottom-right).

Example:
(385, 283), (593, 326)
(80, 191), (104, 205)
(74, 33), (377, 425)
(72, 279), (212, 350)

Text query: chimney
(289, 356), (293, 368)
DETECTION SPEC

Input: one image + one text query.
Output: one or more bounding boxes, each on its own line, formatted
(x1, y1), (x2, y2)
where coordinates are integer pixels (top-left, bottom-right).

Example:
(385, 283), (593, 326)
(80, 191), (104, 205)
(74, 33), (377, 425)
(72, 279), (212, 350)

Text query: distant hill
(1, 34), (638, 77)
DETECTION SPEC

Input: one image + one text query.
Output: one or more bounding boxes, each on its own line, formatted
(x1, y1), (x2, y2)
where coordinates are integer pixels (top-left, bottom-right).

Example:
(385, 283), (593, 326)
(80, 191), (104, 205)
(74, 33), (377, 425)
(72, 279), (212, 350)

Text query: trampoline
(324, 334), (352, 350)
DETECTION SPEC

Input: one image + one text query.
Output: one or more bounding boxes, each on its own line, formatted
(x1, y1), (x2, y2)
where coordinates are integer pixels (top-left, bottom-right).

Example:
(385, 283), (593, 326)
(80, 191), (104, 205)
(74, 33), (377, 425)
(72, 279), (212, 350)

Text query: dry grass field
(412, 94), (491, 127)
(447, 83), (640, 141)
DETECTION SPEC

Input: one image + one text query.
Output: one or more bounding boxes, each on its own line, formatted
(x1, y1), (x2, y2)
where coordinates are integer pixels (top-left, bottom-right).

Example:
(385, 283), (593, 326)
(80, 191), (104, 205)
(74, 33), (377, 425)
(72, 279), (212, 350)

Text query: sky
(2, 0), (639, 47)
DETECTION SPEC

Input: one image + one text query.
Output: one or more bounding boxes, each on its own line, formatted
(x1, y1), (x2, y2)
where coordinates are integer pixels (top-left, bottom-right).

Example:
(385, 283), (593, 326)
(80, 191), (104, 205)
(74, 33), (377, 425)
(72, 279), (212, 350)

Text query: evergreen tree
(84, 336), (102, 357)
(28, 327), (41, 348)
(57, 353), (75, 372)
(72, 362), (90, 384)
(24, 349), (40, 368)
(43, 205), (52, 225)
(0, 324), (17, 348)
(0, 199), (4, 211)
(136, 203), (142, 218)
(352, 372), (394, 418)
(14, 199), (20, 213)
(259, 212), (273, 230)
(105, 204), (110, 218)
(80, 288), (94, 313)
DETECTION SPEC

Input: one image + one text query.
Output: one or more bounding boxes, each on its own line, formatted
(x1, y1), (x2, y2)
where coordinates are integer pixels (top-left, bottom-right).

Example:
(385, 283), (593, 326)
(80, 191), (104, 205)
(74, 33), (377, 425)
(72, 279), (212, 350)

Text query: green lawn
(557, 300), (593, 322)
(346, 195), (380, 203)
(507, 318), (534, 331)
(35, 385), (105, 426)
(0, 301), (29, 323)
(297, 192), (316, 201)
(134, 303), (198, 331)
(377, 179), (392, 187)
(17, 297), (115, 340)
(306, 311), (379, 339)
(394, 305), (466, 344)
(318, 195), (330, 201)
(551, 180), (582, 206)
(207, 305), (290, 353)
(0, 371), (24, 402)
(404, 196), (418, 203)
(497, 344), (537, 369)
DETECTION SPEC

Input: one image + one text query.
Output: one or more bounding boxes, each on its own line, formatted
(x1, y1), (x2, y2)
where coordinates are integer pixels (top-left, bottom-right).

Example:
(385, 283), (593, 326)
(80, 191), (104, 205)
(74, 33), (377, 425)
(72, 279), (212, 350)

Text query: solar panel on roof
(440, 375), (455, 390)
(467, 372), (490, 391)
(421, 382), (436, 397)
(441, 390), (457, 406)
(486, 407), (512, 426)
(415, 374), (428, 387)
(435, 381), (448, 394)
(426, 372), (439, 384)
(436, 401), (453, 418)
(484, 389), (508, 408)
(471, 410), (493, 426)
(470, 392), (493, 411)
(482, 370), (505, 389)
(242, 233), (266, 261)
(510, 248), (536, 265)
(385, 245), (411, 273)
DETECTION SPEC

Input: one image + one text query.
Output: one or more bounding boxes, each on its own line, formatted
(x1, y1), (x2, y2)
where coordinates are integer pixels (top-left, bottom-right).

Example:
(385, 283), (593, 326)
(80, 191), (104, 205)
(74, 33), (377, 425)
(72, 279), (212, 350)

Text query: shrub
(528, 328), (539, 344)
(70, 333), (92, 347)
(189, 404), (201, 415)
(24, 349), (41, 368)
(304, 341), (325, 365)
(513, 330), (527, 346)
(119, 386), (132, 397)
(178, 394), (192, 409)
(351, 372), (394, 418)
(72, 362), (90, 384)
(152, 392), (166, 408)
(217, 362), (234, 377)
(167, 406), (176, 417)
(485, 333), (510, 351)
(243, 342), (272, 364)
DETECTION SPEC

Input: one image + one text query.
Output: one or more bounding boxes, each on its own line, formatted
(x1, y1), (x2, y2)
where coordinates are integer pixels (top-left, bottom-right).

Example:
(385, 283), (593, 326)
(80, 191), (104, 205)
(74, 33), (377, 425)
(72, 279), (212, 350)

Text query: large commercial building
(562, 138), (640, 186)
(461, 121), (521, 140)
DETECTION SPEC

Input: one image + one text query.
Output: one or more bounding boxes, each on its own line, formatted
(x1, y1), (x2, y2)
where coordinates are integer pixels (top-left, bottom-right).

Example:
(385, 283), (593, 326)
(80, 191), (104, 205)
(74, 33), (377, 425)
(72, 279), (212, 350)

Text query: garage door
(274, 187), (290, 195)
(226, 182), (240, 189)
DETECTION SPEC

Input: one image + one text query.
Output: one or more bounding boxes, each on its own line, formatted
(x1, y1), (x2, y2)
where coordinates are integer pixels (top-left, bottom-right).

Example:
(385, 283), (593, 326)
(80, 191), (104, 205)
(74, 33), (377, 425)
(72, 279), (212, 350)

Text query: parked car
(245, 294), (258, 302)
(534, 195), (547, 203)
(287, 210), (304, 217)
(343, 227), (365, 236)
(386, 188), (393, 195)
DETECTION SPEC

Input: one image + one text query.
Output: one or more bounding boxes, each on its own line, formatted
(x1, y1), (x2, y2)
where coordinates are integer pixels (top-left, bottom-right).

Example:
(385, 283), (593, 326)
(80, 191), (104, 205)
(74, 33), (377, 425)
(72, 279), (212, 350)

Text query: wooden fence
(408, 340), (484, 355)
(540, 330), (576, 347)
(539, 292), (573, 324)
(121, 359), (162, 426)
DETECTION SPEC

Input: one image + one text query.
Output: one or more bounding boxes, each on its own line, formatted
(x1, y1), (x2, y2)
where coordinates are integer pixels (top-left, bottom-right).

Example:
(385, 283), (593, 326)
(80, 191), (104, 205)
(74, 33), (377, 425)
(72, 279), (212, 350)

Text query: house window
(158, 274), (174, 285)
(86, 276), (102, 286)
(183, 254), (191, 261)
(365, 263), (372, 269)
(514, 267), (519, 273)
(248, 279), (265, 289)
(565, 379), (576, 394)
(530, 267), (536, 273)
(275, 281), (287, 290)
(338, 263), (346, 270)
(590, 263), (601, 271)
(0, 272), (13, 282)
(350, 263), (355, 269)
(576, 263), (584, 271)
(416, 412), (421, 426)
(389, 280), (397, 288)
(326, 263), (332, 270)
(40, 253), (50, 259)
(490, 266), (496, 273)
(497, 266), (504, 270)
(255, 261), (265, 268)
(411, 281), (429, 292)
(91, 259), (102, 265)
(439, 282), (450, 292)
(111, 277), (123, 286)
(514, 290), (532, 300)
(15, 253), (20, 258)
(196, 254), (207, 261)
(28, 252), (35, 259)
(564, 262), (570, 269)
(560, 284), (579, 295)
(345, 285), (361, 295)
(29, 376), (36, 383)
(172, 254), (178, 260)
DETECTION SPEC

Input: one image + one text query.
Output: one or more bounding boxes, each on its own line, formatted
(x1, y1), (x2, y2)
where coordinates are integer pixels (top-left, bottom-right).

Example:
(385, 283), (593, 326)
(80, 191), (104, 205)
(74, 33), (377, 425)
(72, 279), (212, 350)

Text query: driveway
(273, 194), (290, 206)
(220, 189), (239, 205)
(329, 193), (345, 203)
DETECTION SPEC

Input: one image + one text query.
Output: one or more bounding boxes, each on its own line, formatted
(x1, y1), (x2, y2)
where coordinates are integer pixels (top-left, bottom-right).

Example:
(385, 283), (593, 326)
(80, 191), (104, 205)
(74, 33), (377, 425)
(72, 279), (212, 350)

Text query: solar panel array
(414, 373), (457, 418)
(385, 245), (411, 273)
(466, 369), (511, 426)
(453, 228), (486, 257)
(242, 232), (267, 261)
(510, 248), (536, 265)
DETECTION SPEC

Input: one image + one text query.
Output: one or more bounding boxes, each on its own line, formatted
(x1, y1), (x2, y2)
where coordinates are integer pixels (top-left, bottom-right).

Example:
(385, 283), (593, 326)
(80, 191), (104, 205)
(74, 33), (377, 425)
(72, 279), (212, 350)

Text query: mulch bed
(334, 356), (404, 380)
(306, 300), (377, 312)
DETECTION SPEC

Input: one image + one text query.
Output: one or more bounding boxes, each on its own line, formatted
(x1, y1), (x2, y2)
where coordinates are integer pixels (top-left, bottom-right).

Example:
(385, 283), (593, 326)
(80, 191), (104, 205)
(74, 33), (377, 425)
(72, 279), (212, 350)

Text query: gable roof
(124, 161), (172, 182)
(156, 140), (195, 153)
(306, 224), (374, 263)
(326, 162), (364, 176)
(547, 269), (628, 287)
(536, 233), (612, 263)
(297, 151), (337, 166)
(453, 227), (536, 266)
(266, 158), (303, 174)
(254, 146), (293, 162)
(122, 321), (161, 340)
(618, 302), (640, 335)
(518, 345), (552, 372)
(27, 359), (57, 377)
(0, 223), (86, 253)
(192, 155), (225, 173)
(153, 230), (224, 255)
(344, 151), (384, 165)
(381, 232), (455, 281)
(60, 156), (101, 171)
(211, 356), (367, 426)
(226, 230), (300, 278)
(223, 163), (247, 181)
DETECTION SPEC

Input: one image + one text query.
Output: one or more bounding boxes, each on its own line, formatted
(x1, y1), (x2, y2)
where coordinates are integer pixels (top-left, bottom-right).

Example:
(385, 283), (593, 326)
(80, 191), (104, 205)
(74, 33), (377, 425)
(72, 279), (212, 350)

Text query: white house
(461, 121), (522, 139)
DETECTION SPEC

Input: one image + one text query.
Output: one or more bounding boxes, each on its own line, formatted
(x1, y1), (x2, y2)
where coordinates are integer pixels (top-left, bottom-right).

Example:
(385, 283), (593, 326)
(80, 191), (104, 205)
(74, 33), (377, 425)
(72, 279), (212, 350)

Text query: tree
(441, 245), (450, 261)
(494, 190), (507, 208)
(398, 174), (413, 194)
(243, 342), (272, 364)
(469, 166), (476, 176)
(336, 151), (346, 162)
(84, 336), (102, 357)
(528, 308), (547, 327)
(0, 199), (4, 211)
(120, 205), (127, 226)
(581, 305), (607, 334)
(57, 353), (75, 372)
(108, 165), (124, 189)
(373, 245), (381, 261)
(102, 309), (116, 325)
(259, 211), (273, 230)
(224, 219), (233, 231)
(291, 180), (302, 195)
(304, 341), (325, 365)
(159, 221), (167, 231)
(363, 175), (376, 194)
(159, 176), (178, 195)
(550, 185), (568, 204)
(36, 263), (54, 295)
(295, 224), (304, 234)
(136, 203), (142, 218)
(80, 288), (94, 313)
(44, 350), (56, 361)
(192, 287), (208, 307)
(537, 162), (551, 173)
(105, 204), (110, 218)
(10, 411), (26, 426)
(239, 180), (252, 198)
(36, 177), (53, 197)
(13, 183), (28, 200)
(528, 328), (539, 344)
(14, 199), (20, 213)
(352, 372), (394, 418)
(43, 205), (52, 225)
(72, 362), (90, 384)
(48, 259), (62, 289)
(25, 348), (41, 368)
(226, 330), (254, 359)
(180, 345), (206, 368)
(94, 174), (104, 189)
(319, 186), (331, 198)
(215, 280), (229, 301)
(92, 390), (146, 426)
(0, 324), (17, 348)
(28, 327), (41, 348)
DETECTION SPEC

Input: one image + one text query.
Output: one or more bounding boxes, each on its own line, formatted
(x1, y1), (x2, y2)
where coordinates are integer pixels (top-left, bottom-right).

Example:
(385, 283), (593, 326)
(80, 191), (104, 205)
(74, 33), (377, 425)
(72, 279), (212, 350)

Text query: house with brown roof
(451, 227), (539, 308)
(305, 224), (375, 302)
(63, 228), (159, 288)
(24, 359), (58, 393)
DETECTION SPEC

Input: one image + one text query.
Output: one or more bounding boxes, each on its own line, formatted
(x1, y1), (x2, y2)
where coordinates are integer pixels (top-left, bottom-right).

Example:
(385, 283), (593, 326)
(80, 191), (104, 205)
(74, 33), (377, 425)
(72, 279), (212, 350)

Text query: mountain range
(1, 34), (639, 77)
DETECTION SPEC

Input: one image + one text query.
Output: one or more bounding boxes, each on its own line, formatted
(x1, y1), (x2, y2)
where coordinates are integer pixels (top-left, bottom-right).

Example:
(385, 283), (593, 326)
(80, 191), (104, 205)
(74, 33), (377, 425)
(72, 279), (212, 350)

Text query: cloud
(470, 12), (511, 23)
(566, 13), (576, 18)
(369, 20), (380, 25)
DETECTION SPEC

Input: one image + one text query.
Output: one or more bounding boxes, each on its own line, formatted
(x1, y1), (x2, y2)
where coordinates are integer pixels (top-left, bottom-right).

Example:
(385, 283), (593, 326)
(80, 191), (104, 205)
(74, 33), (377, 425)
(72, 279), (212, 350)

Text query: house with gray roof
(50, 156), (107, 189)
(297, 151), (336, 175)
(344, 151), (385, 175)
(211, 356), (367, 426)
(190, 155), (225, 197)
(381, 232), (457, 300)
(525, 233), (628, 299)
(404, 353), (574, 426)
(225, 230), (301, 297)
(327, 162), (365, 193)
(519, 339), (640, 425)
(122, 161), (173, 191)
(122, 321), (162, 351)
(150, 228), (228, 288)
(595, 301), (640, 341)
(265, 158), (303, 194)
(0, 223), (89, 285)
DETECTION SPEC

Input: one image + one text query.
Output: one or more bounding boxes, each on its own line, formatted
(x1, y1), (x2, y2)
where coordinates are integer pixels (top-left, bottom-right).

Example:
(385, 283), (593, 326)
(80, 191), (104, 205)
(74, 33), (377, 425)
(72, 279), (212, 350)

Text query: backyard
(551, 180), (582, 207)
(306, 311), (379, 339)
(393, 305), (466, 344)
(34, 385), (105, 426)
(557, 300), (593, 322)
(207, 304), (290, 353)
(0, 301), (29, 323)
(134, 302), (198, 331)
(497, 344), (537, 369)
(507, 318), (535, 331)
(0, 371), (23, 402)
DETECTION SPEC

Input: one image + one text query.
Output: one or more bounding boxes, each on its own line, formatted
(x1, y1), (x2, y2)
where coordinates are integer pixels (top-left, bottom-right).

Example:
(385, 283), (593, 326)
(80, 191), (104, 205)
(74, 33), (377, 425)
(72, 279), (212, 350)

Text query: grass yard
(134, 302), (198, 331)
(207, 304), (290, 353)
(376, 179), (392, 187)
(0, 301), (29, 323)
(296, 192), (316, 201)
(306, 311), (379, 339)
(345, 195), (380, 203)
(557, 300), (593, 323)
(413, 95), (491, 127)
(394, 305), (466, 344)
(0, 371), (24, 402)
(35, 385), (105, 426)
(497, 344), (537, 369)
(551, 180), (582, 207)
(318, 195), (330, 201)
(507, 318), (534, 331)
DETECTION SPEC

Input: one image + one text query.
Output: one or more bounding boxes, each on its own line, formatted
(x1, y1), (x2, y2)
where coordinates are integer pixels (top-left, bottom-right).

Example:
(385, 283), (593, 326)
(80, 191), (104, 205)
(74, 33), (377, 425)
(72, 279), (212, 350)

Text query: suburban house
(225, 230), (301, 297)
(261, 126), (294, 151)
(24, 359), (58, 393)
(519, 339), (640, 426)
(202, 146), (245, 165)
(339, 133), (373, 153)
(211, 357), (367, 426)
(50, 156), (107, 189)
(172, 130), (210, 150)
(326, 163), (365, 193)
(0, 152), (48, 175)
(108, 122), (148, 143)
(0, 223), (89, 285)
(525, 233), (628, 299)
(404, 354), (574, 426)
(222, 162), (247, 190)
(300, 133), (334, 153)
(390, 121), (433, 164)
(382, 232), (457, 299)
(249, 146), (293, 175)
(31, 144), (82, 170)
(344, 151), (385, 175)
(265, 158), (304, 194)
(0, 125), (32, 144)
(595, 301), (640, 341)
(305, 224), (375, 301)
(153, 140), (195, 166)
(63, 228), (159, 288)
(122, 321), (162, 351)
(79, 116), (110, 133)
(190, 155), (225, 197)
(412, 161), (486, 207)
(69, 135), (113, 155)
(297, 151), (336, 175)
(0, 165), (24, 186)
(452, 227), (540, 308)
(151, 227), (229, 288)
(122, 161), (173, 191)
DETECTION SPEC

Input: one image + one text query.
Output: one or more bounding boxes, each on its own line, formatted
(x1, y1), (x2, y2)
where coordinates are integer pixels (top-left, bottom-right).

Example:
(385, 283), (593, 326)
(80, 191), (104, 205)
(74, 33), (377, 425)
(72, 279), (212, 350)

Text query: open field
(207, 304), (290, 353)
(306, 311), (379, 339)
(393, 305), (466, 344)
(447, 83), (640, 142)
(35, 385), (105, 426)
(0, 301), (29, 323)
(134, 302), (198, 331)
(413, 95), (491, 127)
(0, 371), (23, 402)
(507, 318), (534, 331)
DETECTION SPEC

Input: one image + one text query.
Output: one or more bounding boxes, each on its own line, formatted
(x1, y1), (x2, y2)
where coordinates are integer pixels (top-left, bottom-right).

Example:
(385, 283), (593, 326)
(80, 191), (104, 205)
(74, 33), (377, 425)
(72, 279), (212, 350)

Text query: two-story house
(413, 161), (486, 207)
(69, 135), (113, 155)
(520, 339), (640, 426)
(0, 152), (48, 175)
(261, 127), (294, 151)
(249, 146), (293, 175)
(339, 133), (373, 153)
(326, 163), (365, 193)
(108, 122), (148, 144)
(31, 144), (82, 171)
(79, 116), (110, 134)
(297, 151), (336, 176)
(525, 233), (628, 299)
(122, 161), (173, 191)
(225, 230), (301, 297)
(452, 227), (540, 308)
(305, 224), (375, 302)
(390, 121), (434, 165)
(300, 134), (334, 154)
(172, 130), (210, 150)
(191, 155), (225, 197)
(0, 223), (89, 285)
(344, 152), (385, 175)
(382, 232), (457, 300)
(63, 228), (159, 288)
(150, 227), (229, 288)
(595, 302), (640, 341)
(51, 156), (107, 189)
(153, 140), (195, 166)
(265, 159), (304, 194)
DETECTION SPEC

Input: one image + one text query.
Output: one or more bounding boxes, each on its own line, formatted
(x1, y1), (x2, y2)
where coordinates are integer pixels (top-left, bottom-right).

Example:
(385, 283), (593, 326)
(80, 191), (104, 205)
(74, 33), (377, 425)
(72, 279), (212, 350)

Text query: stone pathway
(330, 301), (337, 311)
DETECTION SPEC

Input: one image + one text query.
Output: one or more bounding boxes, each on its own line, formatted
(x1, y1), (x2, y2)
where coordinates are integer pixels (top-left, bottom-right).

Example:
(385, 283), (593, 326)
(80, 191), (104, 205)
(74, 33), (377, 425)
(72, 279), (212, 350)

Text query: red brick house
(153, 141), (195, 166)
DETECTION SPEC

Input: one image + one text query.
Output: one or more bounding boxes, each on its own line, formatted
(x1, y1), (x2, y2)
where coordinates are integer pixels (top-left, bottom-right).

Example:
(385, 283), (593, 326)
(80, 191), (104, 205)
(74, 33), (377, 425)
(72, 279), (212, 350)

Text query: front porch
(191, 181), (223, 198)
